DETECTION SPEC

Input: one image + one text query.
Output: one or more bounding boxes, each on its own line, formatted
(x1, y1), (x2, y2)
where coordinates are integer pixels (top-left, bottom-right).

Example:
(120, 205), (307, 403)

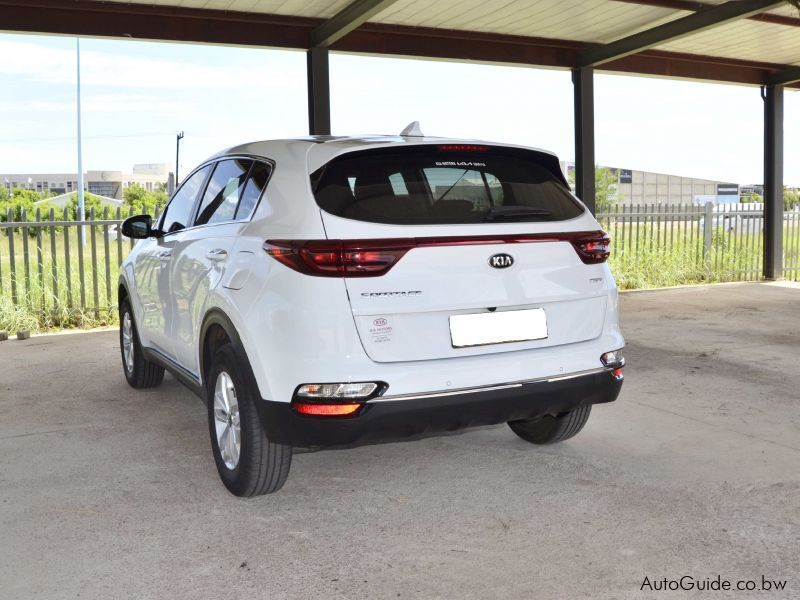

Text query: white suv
(118, 132), (625, 496)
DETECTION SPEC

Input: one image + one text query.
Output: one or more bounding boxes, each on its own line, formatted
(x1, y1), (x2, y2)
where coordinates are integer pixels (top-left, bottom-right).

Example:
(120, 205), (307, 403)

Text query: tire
(119, 298), (164, 389)
(508, 405), (592, 445)
(207, 344), (292, 496)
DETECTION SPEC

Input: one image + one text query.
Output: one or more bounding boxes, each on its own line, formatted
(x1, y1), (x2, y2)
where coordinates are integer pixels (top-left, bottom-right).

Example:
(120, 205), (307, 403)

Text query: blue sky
(0, 31), (798, 185)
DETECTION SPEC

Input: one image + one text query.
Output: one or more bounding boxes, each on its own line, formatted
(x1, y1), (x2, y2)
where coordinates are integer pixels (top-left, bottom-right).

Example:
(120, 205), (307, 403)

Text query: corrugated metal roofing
(657, 18), (800, 65)
(373, 0), (688, 43)
(2, 0), (799, 85)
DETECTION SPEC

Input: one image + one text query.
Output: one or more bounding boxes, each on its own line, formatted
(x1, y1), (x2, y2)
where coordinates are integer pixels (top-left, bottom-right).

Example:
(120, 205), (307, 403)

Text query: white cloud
(2, 35), (798, 183)
(0, 100), (71, 113)
(0, 40), (305, 92)
(0, 144), (40, 165)
(83, 93), (194, 114)
(0, 94), (194, 114)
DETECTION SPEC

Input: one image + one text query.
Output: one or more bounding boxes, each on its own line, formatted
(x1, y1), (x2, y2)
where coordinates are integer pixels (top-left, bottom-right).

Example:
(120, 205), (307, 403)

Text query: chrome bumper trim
(370, 367), (611, 403)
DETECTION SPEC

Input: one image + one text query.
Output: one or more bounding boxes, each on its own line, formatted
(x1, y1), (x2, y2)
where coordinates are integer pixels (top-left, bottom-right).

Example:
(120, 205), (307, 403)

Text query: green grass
(1, 217), (799, 333)
(0, 222), (129, 332)
(602, 220), (800, 290)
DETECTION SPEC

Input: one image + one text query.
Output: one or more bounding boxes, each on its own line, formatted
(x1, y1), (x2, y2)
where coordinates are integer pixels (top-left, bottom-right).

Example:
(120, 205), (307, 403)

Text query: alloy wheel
(121, 312), (134, 374)
(213, 371), (241, 470)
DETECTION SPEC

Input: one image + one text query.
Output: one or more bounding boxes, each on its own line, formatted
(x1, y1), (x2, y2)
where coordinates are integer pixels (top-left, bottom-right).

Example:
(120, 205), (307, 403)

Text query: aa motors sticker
(368, 317), (393, 343)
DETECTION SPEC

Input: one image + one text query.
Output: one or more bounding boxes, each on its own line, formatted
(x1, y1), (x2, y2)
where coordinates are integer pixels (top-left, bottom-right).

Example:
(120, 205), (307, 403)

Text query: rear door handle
(206, 248), (228, 262)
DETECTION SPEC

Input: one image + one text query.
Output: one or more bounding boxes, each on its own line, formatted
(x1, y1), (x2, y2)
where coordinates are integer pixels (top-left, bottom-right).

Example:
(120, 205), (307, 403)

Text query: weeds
(1, 216), (799, 333)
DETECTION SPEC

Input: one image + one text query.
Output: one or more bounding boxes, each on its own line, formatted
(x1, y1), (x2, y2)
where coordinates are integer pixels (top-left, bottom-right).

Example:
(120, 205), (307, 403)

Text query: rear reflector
(264, 231), (610, 277)
(294, 402), (362, 417)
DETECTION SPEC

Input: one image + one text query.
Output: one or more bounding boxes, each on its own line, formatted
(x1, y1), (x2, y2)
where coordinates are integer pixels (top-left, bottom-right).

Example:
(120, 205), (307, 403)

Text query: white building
(561, 162), (740, 206)
(612, 168), (738, 206)
(1, 163), (172, 200)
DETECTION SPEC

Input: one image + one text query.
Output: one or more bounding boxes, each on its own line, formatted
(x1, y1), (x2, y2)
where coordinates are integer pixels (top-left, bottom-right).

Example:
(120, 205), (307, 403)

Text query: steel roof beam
(578, 0), (786, 67)
(767, 65), (800, 86)
(614, 0), (800, 29)
(311, 0), (402, 47)
(0, 1), (798, 89)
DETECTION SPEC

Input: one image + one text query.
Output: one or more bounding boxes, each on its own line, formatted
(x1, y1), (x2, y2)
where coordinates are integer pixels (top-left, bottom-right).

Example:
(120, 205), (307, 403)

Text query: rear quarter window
(311, 145), (583, 225)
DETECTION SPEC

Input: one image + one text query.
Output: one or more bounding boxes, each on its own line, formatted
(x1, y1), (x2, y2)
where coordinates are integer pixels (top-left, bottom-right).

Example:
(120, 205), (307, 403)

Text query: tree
(594, 167), (619, 211)
(0, 188), (64, 235)
(0, 188), (48, 222)
(123, 183), (168, 215)
(568, 166), (619, 211)
(68, 192), (115, 220)
(744, 189), (800, 210)
(784, 188), (800, 211)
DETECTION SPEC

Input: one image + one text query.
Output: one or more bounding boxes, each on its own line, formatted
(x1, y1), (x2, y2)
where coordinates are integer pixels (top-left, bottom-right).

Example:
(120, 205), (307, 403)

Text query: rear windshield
(311, 145), (584, 225)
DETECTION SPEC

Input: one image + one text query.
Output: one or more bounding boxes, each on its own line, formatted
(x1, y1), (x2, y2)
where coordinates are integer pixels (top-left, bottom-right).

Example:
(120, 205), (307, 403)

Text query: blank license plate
(449, 308), (548, 348)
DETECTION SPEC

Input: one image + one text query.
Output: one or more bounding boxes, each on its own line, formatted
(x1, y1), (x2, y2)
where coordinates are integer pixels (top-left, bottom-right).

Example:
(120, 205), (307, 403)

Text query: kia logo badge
(489, 253), (514, 269)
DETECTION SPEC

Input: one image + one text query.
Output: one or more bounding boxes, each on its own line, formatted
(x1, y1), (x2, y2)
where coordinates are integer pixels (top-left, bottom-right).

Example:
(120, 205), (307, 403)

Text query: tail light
(437, 144), (488, 152)
(264, 230), (610, 277)
(291, 381), (384, 417)
(600, 350), (624, 368)
(296, 382), (381, 399)
(570, 232), (611, 264)
(264, 240), (411, 277)
(601, 350), (625, 381)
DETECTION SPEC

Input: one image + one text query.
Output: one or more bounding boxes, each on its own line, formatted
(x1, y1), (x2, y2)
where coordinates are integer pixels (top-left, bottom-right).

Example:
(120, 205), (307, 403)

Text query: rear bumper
(256, 368), (623, 448)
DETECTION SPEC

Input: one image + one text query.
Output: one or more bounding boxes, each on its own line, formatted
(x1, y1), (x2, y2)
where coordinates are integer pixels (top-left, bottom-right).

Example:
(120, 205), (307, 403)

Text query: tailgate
(342, 238), (607, 363)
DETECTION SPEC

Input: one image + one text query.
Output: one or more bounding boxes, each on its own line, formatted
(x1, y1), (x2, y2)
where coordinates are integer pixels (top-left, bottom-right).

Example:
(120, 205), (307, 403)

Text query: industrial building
(611, 167), (739, 205)
(562, 161), (744, 205)
(1, 163), (172, 199)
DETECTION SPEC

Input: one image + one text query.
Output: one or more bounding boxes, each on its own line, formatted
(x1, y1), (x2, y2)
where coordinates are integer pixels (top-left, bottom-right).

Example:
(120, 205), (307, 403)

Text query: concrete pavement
(1, 282), (798, 599)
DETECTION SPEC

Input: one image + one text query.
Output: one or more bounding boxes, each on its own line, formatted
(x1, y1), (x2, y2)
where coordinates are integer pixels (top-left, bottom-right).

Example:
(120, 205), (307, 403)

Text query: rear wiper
(483, 206), (552, 222)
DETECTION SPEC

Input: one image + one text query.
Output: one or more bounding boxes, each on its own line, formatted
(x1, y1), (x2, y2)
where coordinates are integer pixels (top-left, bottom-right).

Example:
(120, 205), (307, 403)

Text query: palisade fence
(596, 202), (800, 289)
(0, 205), (159, 330)
(1, 202), (799, 330)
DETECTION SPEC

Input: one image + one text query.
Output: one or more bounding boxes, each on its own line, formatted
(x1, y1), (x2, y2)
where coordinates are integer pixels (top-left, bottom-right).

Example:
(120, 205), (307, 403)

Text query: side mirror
(121, 214), (154, 239)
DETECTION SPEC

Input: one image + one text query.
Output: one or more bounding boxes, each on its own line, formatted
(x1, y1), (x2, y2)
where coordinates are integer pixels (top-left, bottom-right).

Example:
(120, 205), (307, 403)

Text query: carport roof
(2, 0), (800, 88)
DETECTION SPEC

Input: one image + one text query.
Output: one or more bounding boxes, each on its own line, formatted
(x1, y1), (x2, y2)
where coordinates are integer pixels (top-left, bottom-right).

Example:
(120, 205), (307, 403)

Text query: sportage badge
(488, 253), (514, 269)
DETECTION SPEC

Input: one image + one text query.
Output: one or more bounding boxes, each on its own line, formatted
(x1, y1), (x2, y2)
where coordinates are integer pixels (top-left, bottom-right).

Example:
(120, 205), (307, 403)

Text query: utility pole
(76, 38), (85, 242)
(175, 131), (185, 186)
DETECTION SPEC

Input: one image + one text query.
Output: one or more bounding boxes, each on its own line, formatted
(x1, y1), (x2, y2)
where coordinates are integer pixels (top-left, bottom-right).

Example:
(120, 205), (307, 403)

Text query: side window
(194, 159), (253, 226)
(236, 161), (271, 220)
(388, 172), (409, 196)
(160, 165), (211, 234)
(486, 173), (503, 204)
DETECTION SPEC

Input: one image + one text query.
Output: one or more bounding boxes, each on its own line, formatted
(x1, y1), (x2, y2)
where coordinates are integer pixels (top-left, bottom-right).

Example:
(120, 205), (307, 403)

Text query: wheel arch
(118, 279), (129, 307)
(199, 309), (262, 400)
